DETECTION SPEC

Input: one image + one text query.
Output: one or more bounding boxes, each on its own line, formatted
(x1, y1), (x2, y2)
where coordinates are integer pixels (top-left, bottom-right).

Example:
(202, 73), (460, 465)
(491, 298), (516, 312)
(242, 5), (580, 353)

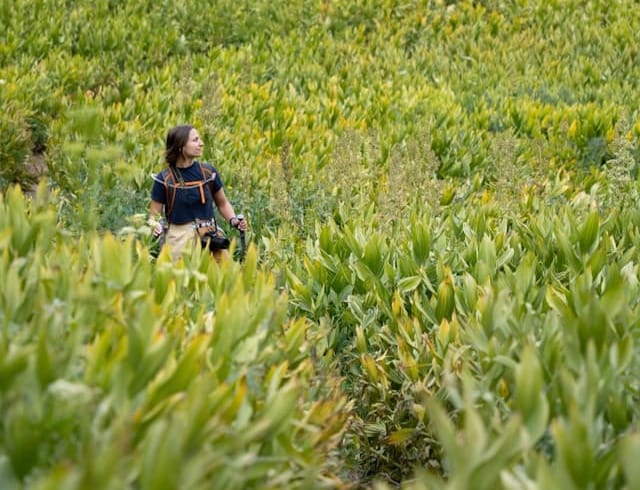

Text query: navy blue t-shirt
(151, 162), (223, 224)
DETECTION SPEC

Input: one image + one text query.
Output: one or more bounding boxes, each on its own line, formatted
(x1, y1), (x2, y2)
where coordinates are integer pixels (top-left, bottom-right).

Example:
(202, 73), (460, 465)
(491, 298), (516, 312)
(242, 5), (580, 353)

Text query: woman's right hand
(148, 216), (165, 237)
(152, 222), (164, 237)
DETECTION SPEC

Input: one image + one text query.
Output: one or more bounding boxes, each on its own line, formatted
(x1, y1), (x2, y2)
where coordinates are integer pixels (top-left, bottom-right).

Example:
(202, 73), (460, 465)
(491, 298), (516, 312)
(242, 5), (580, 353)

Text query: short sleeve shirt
(151, 161), (224, 224)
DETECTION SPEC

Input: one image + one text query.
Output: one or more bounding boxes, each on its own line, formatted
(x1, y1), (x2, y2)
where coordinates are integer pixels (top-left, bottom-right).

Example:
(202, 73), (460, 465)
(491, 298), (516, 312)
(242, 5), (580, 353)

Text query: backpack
(159, 162), (217, 222)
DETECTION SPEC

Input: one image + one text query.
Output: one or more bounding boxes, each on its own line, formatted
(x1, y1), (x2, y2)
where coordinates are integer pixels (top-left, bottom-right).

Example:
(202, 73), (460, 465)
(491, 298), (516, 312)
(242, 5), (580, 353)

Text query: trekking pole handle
(235, 215), (245, 231)
(235, 214), (246, 256)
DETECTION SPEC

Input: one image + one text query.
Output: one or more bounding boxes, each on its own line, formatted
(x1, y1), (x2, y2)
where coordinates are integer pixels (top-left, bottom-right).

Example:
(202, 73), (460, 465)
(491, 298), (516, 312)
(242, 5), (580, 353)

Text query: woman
(149, 124), (247, 261)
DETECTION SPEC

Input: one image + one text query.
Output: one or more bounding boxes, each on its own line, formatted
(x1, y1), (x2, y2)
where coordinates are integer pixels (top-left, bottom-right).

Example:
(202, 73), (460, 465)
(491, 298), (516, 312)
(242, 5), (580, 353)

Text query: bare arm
(149, 200), (163, 219)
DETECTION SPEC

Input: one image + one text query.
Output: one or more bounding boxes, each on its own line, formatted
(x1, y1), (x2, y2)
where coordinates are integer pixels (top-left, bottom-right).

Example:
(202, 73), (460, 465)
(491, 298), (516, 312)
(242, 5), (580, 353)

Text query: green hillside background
(2, 0), (640, 488)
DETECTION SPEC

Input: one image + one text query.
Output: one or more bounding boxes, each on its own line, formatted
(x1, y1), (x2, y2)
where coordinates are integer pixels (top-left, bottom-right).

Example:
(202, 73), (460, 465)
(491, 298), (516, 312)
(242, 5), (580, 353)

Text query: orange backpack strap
(160, 168), (178, 221)
(199, 162), (217, 200)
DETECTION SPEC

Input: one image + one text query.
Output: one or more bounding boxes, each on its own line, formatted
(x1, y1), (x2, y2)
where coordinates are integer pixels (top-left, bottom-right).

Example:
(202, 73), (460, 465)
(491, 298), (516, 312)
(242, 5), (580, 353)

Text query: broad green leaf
(0, 456), (19, 490)
(515, 346), (548, 441)
(619, 433), (640, 488)
(145, 334), (210, 410)
(140, 420), (180, 490)
(397, 275), (422, 293)
(578, 210), (600, 255)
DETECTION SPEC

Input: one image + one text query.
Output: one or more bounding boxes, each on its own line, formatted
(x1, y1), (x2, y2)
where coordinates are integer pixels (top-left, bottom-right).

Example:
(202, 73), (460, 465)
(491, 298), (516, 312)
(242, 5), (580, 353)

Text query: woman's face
(182, 129), (204, 159)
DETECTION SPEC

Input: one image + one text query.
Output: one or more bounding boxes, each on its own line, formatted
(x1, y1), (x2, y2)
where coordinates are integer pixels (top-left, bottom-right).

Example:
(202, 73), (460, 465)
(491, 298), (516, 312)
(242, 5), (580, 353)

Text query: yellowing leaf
(387, 428), (414, 446)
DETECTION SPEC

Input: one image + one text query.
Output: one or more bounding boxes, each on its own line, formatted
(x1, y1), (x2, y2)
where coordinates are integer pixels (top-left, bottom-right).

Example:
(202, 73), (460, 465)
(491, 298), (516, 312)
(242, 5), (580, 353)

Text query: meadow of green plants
(2, 0), (640, 488)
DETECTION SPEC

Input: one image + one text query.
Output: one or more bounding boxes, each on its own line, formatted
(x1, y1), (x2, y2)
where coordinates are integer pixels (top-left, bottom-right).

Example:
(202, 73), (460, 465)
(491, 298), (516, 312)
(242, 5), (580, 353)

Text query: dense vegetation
(2, 0), (640, 488)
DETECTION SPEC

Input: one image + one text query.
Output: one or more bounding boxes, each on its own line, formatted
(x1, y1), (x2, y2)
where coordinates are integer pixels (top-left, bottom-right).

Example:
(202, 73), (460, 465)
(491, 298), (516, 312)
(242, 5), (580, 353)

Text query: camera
(201, 230), (230, 251)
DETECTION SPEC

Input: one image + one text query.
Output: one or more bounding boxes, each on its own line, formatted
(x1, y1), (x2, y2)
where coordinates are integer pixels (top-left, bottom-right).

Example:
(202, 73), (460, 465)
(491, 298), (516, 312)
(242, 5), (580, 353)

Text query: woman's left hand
(230, 215), (248, 231)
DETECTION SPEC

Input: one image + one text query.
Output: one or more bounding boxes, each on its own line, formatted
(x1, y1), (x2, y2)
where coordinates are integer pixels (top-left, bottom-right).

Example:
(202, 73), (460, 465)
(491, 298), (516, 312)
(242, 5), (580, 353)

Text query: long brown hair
(164, 124), (194, 167)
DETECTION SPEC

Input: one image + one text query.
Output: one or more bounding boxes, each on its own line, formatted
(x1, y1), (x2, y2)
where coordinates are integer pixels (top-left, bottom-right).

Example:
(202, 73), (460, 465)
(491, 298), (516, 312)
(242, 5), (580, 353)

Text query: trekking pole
(236, 214), (246, 262)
